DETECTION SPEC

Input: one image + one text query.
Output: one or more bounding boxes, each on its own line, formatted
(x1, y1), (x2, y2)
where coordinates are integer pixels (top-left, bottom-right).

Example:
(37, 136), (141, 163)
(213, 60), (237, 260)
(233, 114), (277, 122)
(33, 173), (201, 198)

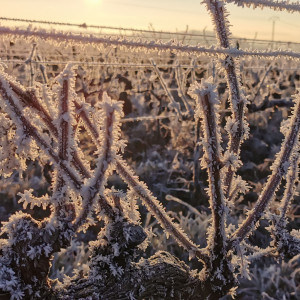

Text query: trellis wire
(1, 26), (300, 60)
(0, 16), (216, 39)
(1, 16), (300, 48)
(0, 59), (198, 69)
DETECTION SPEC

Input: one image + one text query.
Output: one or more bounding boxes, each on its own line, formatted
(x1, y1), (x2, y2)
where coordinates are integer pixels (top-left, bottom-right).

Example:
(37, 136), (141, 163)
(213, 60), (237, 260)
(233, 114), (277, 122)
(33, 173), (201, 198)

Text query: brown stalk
(198, 93), (226, 257)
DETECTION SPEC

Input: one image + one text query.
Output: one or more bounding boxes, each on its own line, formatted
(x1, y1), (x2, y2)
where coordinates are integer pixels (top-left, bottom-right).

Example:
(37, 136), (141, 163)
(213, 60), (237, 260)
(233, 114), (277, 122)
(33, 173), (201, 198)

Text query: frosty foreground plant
(0, 63), (208, 299)
(0, 1), (300, 300)
(0, 64), (299, 299)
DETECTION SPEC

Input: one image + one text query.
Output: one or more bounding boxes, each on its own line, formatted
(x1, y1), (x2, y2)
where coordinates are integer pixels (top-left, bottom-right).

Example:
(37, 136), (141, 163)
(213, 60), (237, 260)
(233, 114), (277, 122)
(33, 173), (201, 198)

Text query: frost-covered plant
(0, 0), (300, 299)
(0, 63), (206, 298)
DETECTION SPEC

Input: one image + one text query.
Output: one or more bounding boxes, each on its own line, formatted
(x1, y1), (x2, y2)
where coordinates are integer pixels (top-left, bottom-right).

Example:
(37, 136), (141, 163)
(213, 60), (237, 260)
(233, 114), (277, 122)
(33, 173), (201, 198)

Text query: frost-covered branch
(74, 93), (124, 229)
(56, 66), (75, 164)
(204, 0), (249, 199)
(68, 89), (209, 262)
(224, 0), (300, 13)
(270, 149), (300, 257)
(115, 157), (209, 264)
(189, 79), (235, 294)
(150, 59), (182, 117)
(230, 94), (300, 246)
(0, 70), (83, 191)
(278, 150), (300, 224)
(189, 79), (227, 253)
(7, 73), (90, 178)
(52, 65), (77, 221)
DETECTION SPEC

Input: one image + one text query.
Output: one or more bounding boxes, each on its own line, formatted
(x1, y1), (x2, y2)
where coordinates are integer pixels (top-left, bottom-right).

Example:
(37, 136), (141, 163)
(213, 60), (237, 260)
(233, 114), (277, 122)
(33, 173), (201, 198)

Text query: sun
(86, 0), (103, 5)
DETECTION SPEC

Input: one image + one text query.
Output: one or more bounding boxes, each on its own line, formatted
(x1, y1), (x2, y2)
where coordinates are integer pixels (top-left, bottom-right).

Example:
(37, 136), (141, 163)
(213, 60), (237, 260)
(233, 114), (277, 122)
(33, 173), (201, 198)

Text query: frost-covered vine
(0, 0), (300, 299)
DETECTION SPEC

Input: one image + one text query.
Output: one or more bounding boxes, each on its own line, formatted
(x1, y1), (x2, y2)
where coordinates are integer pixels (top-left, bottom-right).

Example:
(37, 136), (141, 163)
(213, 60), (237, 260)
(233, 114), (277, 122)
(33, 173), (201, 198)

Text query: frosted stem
(115, 157), (209, 264)
(74, 96), (120, 229)
(58, 78), (71, 161)
(192, 81), (227, 254)
(53, 71), (75, 220)
(230, 97), (300, 246)
(224, 0), (300, 13)
(204, 0), (248, 198)
(0, 76), (82, 191)
(278, 150), (300, 227)
(9, 75), (90, 178)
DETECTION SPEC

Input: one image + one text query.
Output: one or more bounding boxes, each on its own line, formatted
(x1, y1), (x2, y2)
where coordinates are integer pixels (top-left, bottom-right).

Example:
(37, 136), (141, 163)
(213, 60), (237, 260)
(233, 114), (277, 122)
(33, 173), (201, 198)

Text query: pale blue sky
(1, 0), (300, 42)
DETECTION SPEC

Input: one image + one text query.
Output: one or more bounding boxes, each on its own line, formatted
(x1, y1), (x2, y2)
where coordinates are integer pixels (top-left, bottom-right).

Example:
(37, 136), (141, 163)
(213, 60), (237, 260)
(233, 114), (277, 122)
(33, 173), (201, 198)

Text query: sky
(1, 0), (300, 43)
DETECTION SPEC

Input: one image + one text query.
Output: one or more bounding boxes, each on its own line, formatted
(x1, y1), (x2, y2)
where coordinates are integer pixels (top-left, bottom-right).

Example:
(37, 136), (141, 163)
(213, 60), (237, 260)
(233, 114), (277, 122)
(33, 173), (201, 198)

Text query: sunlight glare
(86, 0), (103, 5)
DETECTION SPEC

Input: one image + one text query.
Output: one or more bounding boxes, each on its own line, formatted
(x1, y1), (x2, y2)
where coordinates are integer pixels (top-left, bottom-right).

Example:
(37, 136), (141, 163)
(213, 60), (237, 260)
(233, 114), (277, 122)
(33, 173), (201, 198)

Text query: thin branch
(189, 79), (228, 271)
(165, 195), (203, 218)
(251, 64), (273, 102)
(74, 94), (122, 229)
(8, 74), (91, 178)
(174, 62), (193, 115)
(230, 95), (300, 246)
(224, 0), (300, 13)
(0, 72), (83, 191)
(248, 98), (294, 113)
(150, 59), (182, 117)
(115, 157), (209, 264)
(204, 0), (249, 198)
(278, 150), (300, 226)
